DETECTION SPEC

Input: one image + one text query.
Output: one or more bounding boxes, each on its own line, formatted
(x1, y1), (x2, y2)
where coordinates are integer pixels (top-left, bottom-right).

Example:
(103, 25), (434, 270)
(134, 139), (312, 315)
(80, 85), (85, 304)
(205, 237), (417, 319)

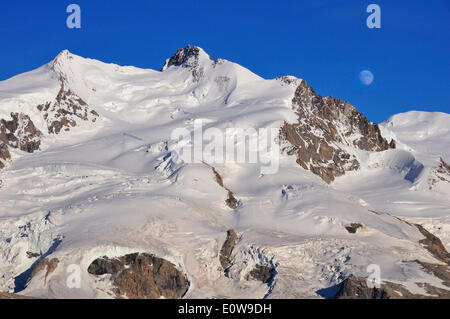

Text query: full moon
(359, 70), (374, 85)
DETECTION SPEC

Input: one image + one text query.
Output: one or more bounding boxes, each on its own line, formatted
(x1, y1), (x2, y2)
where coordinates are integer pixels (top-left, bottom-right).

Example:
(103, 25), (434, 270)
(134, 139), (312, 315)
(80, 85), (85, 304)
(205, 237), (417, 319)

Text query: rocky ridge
(0, 51), (99, 169)
(281, 80), (396, 183)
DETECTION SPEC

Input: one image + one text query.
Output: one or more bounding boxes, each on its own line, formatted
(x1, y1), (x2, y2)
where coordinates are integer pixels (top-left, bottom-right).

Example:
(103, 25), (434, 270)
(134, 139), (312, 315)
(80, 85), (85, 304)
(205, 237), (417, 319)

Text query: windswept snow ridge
(0, 46), (449, 299)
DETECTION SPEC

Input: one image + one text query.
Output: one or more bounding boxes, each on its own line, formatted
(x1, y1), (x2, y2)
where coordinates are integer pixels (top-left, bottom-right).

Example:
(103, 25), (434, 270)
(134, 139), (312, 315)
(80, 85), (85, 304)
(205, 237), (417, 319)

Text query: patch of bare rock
(280, 80), (395, 183)
(335, 276), (449, 299)
(27, 257), (59, 285)
(219, 229), (239, 272)
(87, 253), (189, 299)
(247, 264), (276, 284)
(415, 223), (450, 265)
(428, 157), (450, 189)
(333, 225), (450, 299)
(0, 112), (42, 168)
(345, 223), (363, 234)
(206, 163), (240, 209)
(0, 292), (36, 299)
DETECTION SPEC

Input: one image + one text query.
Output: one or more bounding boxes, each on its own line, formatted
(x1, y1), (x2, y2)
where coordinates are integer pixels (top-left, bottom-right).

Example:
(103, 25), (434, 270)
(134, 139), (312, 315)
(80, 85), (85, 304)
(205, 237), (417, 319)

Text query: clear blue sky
(0, 0), (449, 122)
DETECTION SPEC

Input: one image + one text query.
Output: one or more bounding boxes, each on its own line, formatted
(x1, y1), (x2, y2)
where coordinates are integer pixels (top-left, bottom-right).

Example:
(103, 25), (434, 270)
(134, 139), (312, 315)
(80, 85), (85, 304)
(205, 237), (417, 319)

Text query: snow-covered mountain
(0, 46), (449, 299)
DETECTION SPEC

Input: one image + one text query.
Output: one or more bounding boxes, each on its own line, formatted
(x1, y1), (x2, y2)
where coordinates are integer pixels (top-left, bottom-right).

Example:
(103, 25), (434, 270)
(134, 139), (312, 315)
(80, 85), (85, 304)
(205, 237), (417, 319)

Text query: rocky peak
(281, 81), (396, 183)
(50, 50), (75, 73)
(161, 45), (211, 74)
(0, 50), (100, 170)
(38, 50), (100, 134)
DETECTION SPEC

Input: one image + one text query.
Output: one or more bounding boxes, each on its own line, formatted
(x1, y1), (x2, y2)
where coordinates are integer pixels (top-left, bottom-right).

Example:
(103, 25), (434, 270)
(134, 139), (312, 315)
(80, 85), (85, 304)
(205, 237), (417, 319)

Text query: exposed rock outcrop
(428, 157), (450, 190)
(37, 83), (99, 134)
(0, 292), (36, 299)
(0, 56), (100, 171)
(439, 157), (450, 172)
(87, 253), (189, 299)
(414, 260), (450, 287)
(161, 45), (208, 81)
(0, 112), (42, 169)
(248, 264), (276, 284)
(26, 251), (41, 259)
(207, 164), (240, 209)
(280, 80), (395, 183)
(162, 45), (204, 69)
(27, 257), (59, 284)
(415, 223), (450, 264)
(334, 226), (450, 299)
(0, 112), (42, 153)
(334, 276), (450, 299)
(0, 142), (11, 168)
(219, 229), (239, 271)
(345, 223), (363, 234)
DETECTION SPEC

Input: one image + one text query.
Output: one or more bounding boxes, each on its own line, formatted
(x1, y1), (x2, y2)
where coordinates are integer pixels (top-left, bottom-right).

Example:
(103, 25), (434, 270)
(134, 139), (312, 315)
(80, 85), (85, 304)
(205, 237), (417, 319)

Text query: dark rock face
(248, 264), (276, 284)
(219, 229), (239, 271)
(415, 223), (450, 264)
(280, 81), (395, 183)
(208, 164), (240, 209)
(439, 157), (450, 172)
(161, 45), (208, 81)
(345, 223), (363, 234)
(0, 292), (35, 299)
(26, 251), (41, 259)
(0, 112), (42, 168)
(87, 253), (189, 299)
(334, 276), (450, 299)
(414, 260), (450, 287)
(0, 112), (42, 153)
(0, 142), (11, 168)
(163, 45), (203, 70)
(225, 192), (239, 210)
(335, 276), (410, 299)
(37, 83), (99, 134)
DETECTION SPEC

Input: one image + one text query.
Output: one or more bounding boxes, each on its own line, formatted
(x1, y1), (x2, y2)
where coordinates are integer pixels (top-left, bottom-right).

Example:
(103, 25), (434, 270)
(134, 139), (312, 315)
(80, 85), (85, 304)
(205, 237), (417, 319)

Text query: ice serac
(281, 80), (396, 183)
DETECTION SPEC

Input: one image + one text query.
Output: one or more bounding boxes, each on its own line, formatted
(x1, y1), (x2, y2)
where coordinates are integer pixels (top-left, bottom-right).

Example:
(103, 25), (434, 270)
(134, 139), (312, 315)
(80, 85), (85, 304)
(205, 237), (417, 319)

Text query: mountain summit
(161, 45), (211, 71)
(0, 47), (449, 299)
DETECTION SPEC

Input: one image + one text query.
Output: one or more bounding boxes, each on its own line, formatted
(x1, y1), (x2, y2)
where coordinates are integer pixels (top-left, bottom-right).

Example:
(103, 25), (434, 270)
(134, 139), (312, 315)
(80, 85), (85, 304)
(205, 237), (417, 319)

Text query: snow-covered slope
(334, 111), (450, 252)
(0, 47), (448, 299)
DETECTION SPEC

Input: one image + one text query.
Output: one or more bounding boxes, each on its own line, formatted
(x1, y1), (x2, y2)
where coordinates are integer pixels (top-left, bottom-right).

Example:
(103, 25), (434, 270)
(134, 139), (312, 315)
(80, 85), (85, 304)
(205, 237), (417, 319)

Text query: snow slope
(334, 111), (450, 250)
(0, 47), (448, 298)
